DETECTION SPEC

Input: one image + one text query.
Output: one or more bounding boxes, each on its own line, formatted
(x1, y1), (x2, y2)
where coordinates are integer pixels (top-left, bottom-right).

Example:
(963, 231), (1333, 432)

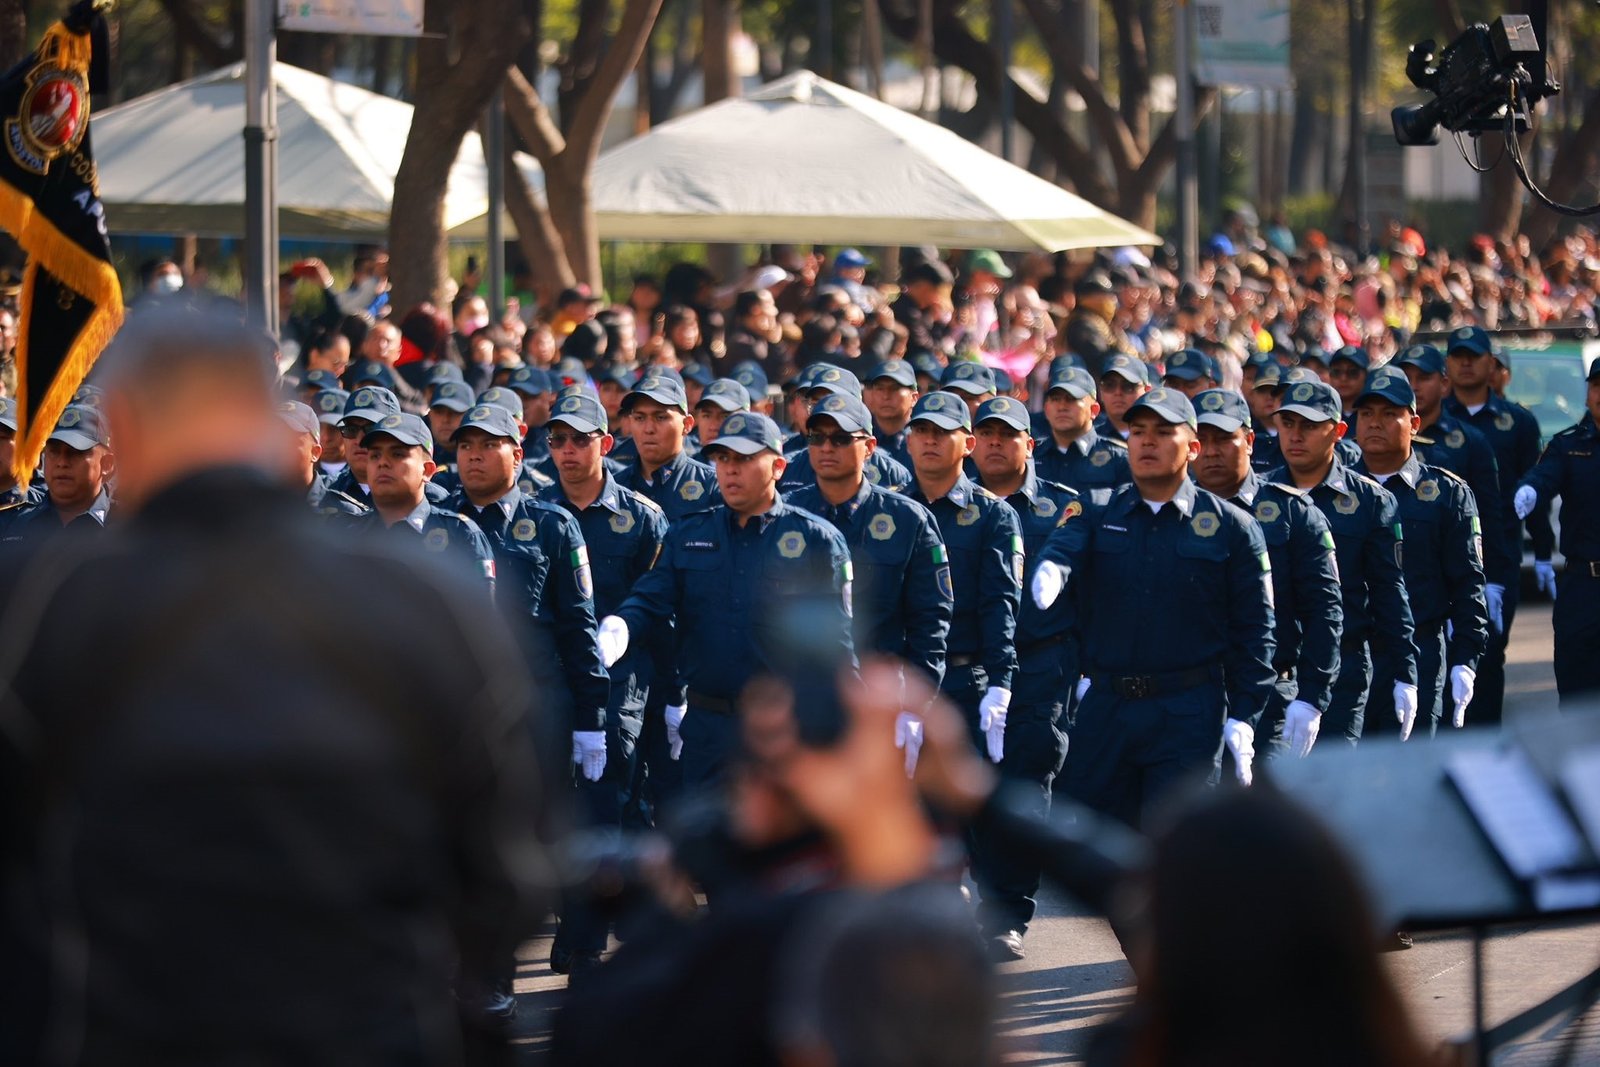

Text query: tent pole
(243, 0), (279, 337)
(487, 87), (506, 320)
(1173, 0), (1198, 281)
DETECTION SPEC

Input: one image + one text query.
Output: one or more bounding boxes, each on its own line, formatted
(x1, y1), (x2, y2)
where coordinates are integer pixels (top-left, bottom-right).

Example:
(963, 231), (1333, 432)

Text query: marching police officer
(1329, 345), (1370, 422)
(1190, 389), (1342, 759)
(1270, 380), (1418, 744)
(1443, 325), (1544, 724)
(598, 412), (855, 789)
(615, 373), (721, 522)
(1033, 365), (1131, 502)
(862, 358), (919, 468)
(786, 392), (951, 693)
(1353, 367), (1488, 736)
(1395, 343), (1515, 648)
(1093, 352), (1152, 441)
(424, 379), (476, 490)
(276, 400), (368, 520)
(1513, 361), (1600, 704)
(1035, 388), (1275, 829)
(539, 391), (670, 974)
(969, 395), (1082, 959)
(0, 404), (113, 542)
(780, 383), (913, 496)
(692, 378), (752, 449)
(903, 392), (1022, 780)
(508, 364), (555, 469)
(1159, 348), (1218, 398)
(330, 386), (453, 508)
(940, 361), (999, 423)
(0, 396), (41, 509)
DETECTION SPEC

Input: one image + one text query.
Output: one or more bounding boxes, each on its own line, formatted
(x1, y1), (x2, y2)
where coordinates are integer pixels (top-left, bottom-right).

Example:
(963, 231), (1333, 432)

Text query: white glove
(1394, 681), (1419, 742)
(1223, 718), (1255, 786)
(597, 615), (630, 668)
(1484, 583), (1505, 634)
(572, 730), (607, 781)
(1513, 484), (1537, 521)
(1031, 559), (1067, 610)
(1284, 699), (1322, 759)
(1536, 560), (1557, 599)
(665, 704), (686, 761)
(894, 711), (925, 778)
(1449, 665), (1476, 728)
(1075, 676), (1092, 702)
(977, 687), (1011, 763)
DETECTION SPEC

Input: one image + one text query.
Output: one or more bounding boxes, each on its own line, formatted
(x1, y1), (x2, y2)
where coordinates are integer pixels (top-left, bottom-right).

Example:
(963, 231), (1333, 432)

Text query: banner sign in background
(278, 0), (424, 37)
(1194, 0), (1292, 90)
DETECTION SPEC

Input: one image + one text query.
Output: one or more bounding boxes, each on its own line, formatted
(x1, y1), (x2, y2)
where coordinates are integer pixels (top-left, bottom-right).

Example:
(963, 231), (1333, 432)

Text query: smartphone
(466, 255), (480, 275)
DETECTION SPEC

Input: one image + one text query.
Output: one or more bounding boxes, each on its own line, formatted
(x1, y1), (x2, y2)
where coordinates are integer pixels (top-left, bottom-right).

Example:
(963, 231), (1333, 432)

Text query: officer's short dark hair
(98, 303), (277, 403)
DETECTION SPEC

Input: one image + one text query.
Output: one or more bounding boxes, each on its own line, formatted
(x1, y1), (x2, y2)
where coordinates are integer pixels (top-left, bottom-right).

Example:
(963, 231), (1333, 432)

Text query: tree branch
(565, 0), (665, 165)
(504, 65), (568, 165)
(1016, 0), (1140, 177)
(157, 0), (236, 68)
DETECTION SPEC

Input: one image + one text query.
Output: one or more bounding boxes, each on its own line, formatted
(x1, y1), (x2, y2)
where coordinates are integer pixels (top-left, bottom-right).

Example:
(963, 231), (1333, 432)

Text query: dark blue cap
(1330, 345), (1370, 371)
(1050, 353), (1087, 374)
(360, 412), (433, 451)
(731, 360), (770, 396)
(1100, 353), (1149, 386)
(1277, 380), (1343, 423)
(799, 362), (862, 397)
(698, 379), (752, 412)
(834, 247), (871, 269)
(508, 365), (550, 396)
(865, 359), (916, 388)
(1277, 366), (1320, 390)
(1127, 387), (1197, 429)
(1299, 344), (1329, 367)
(625, 372), (689, 413)
(1048, 366), (1097, 399)
(594, 364), (634, 389)
(1193, 389), (1251, 433)
(547, 390), (609, 434)
(455, 402), (524, 441)
(940, 360), (997, 395)
(349, 359), (396, 390)
(314, 387), (350, 424)
(1357, 366), (1417, 410)
(427, 362), (466, 386)
(1396, 344), (1446, 376)
(808, 393), (873, 434)
(908, 390), (972, 431)
(680, 361), (715, 387)
(1163, 348), (1216, 382)
(0, 395), (16, 431)
(705, 411), (784, 456)
(992, 367), (1014, 393)
(49, 405), (109, 449)
(71, 383), (104, 407)
(1252, 363), (1285, 391)
(475, 386), (524, 415)
(429, 380), (476, 413)
(340, 386), (402, 426)
(1446, 325), (1492, 357)
(277, 400), (320, 437)
(302, 368), (343, 393)
(553, 357), (591, 388)
(910, 354), (943, 381)
(974, 395), (1031, 431)
(1244, 349), (1274, 371)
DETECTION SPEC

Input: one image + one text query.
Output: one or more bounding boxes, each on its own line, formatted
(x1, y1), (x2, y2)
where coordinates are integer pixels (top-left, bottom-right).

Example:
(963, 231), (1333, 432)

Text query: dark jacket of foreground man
(0, 468), (553, 1067)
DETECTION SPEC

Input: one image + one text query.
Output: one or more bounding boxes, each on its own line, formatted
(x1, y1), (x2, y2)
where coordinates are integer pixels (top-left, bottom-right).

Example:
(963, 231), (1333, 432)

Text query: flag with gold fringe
(0, 0), (121, 487)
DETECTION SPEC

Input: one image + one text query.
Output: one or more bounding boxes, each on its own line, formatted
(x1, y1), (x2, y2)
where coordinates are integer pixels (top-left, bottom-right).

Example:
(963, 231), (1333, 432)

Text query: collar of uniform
(400, 498), (433, 532)
(735, 491), (789, 533)
(1416, 411), (1457, 444)
(1167, 478), (1199, 518)
(1232, 470), (1264, 507)
(489, 485), (526, 522)
(840, 476), (875, 516)
(940, 473), (978, 508)
(655, 449), (693, 483)
(1010, 463), (1043, 506)
(1445, 392), (1503, 419)
(1317, 457), (1354, 496)
(593, 471), (627, 515)
(1396, 451), (1427, 488)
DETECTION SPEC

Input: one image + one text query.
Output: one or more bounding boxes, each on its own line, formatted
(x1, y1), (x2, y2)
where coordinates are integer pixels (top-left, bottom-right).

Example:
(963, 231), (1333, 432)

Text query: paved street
(513, 599), (1599, 1064)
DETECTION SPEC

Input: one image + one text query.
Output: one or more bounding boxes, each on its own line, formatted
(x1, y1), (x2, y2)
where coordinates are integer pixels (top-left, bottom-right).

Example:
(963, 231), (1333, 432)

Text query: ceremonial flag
(0, 0), (120, 485)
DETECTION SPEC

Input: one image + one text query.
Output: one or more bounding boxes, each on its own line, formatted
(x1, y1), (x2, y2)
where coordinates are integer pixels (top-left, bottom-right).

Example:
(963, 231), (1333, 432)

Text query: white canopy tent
(95, 62), (510, 239)
(581, 70), (1160, 251)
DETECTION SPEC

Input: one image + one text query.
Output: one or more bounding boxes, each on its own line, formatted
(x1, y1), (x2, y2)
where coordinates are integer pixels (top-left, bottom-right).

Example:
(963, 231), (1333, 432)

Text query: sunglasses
(337, 424), (370, 439)
(807, 431), (869, 448)
(547, 431), (602, 449)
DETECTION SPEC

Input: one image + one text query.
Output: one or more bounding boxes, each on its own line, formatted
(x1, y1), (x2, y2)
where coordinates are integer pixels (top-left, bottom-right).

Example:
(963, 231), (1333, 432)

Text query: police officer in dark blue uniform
(1093, 352), (1151, 442)
(1395, 343), (1515, 648)
(276, 400), (368, 520)
(357, 413), (497, 589)
(940, 360), (999, 424)
(780, 385), (913, 497)
(786, 392), (952, 692)
(425, 379), (476, 486)
(784, 362), (865, 455)
(1247, 363), (1288, 473)
(1190, 389), (1342, 760)
(903, 392), (1022, 777)
(1353, 367), (1488, 736)
(1036, 388), (1276, 829)
(1513, 361), (1600, 704)
(330, 386), (452, 507)
(862, 358), (919, 469)
(1159, 348), (1218, 399)
(692, 378), (752, 451)
(1444, 325), (1545, 724)
(1270, 380), (1419, 744)
(0, 396), (42, 509)
(0, 404), (113, 543)
(508, 365), (554, 469)
(969, 394), (1083, 959)
(598, 412), (855, 789)
(538, 391), (669, 974)
(615, 373), (721, 523)
(1329, 345), (1369, 423)
(1033, 365), (1131, 502)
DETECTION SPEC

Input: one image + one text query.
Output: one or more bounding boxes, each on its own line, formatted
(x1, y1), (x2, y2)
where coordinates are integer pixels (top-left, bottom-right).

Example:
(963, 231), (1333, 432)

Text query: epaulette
(1264, 481), (1306, 497)
(1096, 436), (1129, 452)
(1433, 466), (1471, 490)
(633, 491), (664, 514)
(972, 485), (997, 500)
(0, 499), (27, 514)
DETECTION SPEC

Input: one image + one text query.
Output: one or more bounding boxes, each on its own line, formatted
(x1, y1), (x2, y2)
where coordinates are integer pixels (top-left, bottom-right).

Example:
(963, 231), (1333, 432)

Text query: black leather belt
(1569, 560), (1600, 578)
(686, 690), (735, 714)
(1018, 632), (1070, 658)
(1096, 665), (1220, 700)
(948, 653), (978, 668)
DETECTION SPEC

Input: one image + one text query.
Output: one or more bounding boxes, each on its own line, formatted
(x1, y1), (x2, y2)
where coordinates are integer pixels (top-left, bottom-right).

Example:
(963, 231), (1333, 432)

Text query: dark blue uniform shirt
(616, 449), (722, 524)
(1414, 412), (1515, 588)
(1521, 415), (1600, 563)
(778, 447), (913, 495)
(1031, 430), (1130, 503)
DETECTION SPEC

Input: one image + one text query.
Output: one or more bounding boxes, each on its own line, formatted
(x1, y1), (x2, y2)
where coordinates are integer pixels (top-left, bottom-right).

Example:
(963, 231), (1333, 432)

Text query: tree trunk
(1521, 84), (1600, 249)
(1479, 132), (1529, 240)
(389, 0), (531, 313)
(500, 141), (575, 293)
